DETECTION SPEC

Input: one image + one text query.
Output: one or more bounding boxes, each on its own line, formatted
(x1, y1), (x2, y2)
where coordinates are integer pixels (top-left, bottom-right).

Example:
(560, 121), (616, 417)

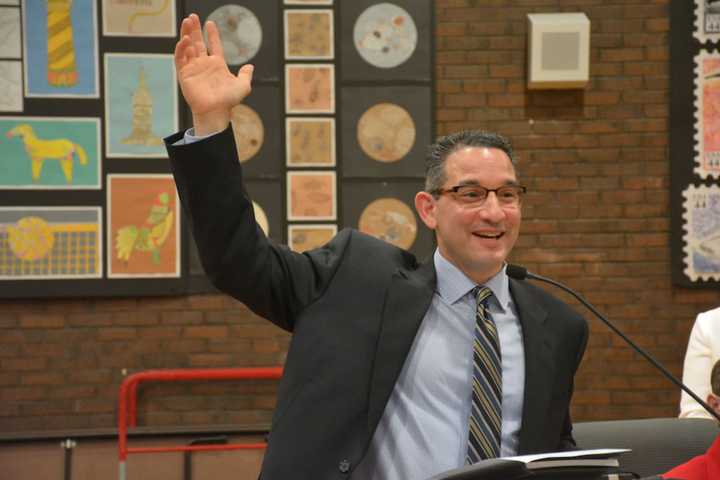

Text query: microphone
(506, 264), (720, 423)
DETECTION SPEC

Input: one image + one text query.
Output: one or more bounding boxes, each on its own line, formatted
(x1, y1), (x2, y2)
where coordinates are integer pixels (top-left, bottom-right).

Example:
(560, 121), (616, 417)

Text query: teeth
(476, 233), (502, 239)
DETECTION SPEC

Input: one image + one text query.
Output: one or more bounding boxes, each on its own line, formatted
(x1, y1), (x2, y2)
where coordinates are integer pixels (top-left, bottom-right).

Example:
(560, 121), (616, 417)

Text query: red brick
(19, 315), (64, 329)
(2, 358), (46, 371)
(184, 326), (229, 339)
(98, 328), (136, 341)
(436, 22), (467, 36)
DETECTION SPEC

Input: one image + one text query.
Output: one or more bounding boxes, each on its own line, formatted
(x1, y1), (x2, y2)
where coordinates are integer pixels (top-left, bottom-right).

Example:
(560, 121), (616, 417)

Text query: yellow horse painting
(6, 124), (87, 183)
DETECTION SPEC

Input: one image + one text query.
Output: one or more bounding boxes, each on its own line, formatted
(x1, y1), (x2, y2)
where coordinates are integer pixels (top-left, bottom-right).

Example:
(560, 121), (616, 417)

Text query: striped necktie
(467, 286), (502, 463)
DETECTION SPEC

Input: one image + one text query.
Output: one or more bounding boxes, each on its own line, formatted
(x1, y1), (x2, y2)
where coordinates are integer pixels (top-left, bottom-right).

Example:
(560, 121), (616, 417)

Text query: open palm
(174, 14), (254, 134)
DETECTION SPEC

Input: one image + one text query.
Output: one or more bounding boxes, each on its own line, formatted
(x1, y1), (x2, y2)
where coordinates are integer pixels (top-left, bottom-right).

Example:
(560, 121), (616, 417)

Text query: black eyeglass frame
(430, 184), (528, 205)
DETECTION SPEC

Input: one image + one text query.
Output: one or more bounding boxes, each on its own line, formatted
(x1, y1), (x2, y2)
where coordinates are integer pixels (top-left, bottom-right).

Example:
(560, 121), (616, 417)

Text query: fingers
(188, 13), (207, 56)
(179, 14), (192, 39)
(174, 35), (193, 70)
(205, 20), (226, 59)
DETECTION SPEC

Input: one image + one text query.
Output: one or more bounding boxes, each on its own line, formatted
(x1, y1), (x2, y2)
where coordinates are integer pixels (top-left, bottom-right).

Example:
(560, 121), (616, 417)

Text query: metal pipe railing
(117, 367), (283, 480)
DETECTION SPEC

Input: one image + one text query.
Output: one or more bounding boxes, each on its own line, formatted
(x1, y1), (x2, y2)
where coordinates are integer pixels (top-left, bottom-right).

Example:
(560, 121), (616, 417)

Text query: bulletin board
(671, 0), (720, 287)
(0, 0), (434, 298)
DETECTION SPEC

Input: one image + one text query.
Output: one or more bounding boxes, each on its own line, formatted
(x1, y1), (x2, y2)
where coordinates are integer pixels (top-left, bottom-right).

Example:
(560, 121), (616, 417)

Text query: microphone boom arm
(520, 268), (720, 423)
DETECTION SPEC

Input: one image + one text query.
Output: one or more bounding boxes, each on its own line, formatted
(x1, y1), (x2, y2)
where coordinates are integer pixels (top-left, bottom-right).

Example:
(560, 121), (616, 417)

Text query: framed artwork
(287, 171), (336, 221)
(102, 0), (177, 37)
(340, 86), (432, 178)
(284, 9), (334, 60)
(107, 174), (181, 278)
(694, 0), (720, 44)
(340, 0), (432, 81)
(285, 64), (335, 114)
(682, 184), (720, 282)
(670, 0), (720, 287)
(694, 51), (720, 179)
(23, 0), (99, 98)
(342, 180), (432, 258)
(288, 224), (337, 252)
(286, 117), (336, 167)
(104, 53), (178, 158)
(0, 7), (21, 58)
(0, 206), (102, 280)
(184, 0), (280, 81)
(0, 116), (101, 189)
(0, 61), (23, 112)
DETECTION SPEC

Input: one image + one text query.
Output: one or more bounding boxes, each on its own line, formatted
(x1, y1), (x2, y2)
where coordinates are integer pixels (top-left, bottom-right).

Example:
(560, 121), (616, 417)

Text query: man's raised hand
(174, 13), (254, 136)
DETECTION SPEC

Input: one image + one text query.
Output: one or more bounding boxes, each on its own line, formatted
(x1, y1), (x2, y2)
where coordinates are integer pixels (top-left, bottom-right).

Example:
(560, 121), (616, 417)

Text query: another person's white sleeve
(679, 310), (718, 419)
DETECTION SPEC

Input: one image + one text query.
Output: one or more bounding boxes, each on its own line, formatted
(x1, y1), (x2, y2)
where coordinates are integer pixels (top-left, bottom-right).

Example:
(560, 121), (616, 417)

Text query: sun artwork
(7, 216), (55, 261)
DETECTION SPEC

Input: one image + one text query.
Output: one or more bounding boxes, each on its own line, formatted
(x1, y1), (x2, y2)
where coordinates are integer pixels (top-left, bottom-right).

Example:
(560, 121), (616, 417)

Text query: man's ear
(415, 191), (437, 230)
(707, 393), (720, 415)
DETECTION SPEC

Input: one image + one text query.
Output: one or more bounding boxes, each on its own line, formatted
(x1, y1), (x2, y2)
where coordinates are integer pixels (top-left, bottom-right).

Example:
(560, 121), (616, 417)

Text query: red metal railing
(117, 367), (283, 480)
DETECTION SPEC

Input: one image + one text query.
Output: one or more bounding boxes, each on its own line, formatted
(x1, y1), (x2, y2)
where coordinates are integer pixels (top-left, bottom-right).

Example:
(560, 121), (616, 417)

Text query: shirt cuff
(173, 128), (222, 146)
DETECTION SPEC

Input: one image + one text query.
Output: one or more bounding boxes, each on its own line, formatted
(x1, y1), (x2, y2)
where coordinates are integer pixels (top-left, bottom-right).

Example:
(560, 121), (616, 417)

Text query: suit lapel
(368, 260), (436, 431)
(509, 278), (554, 453)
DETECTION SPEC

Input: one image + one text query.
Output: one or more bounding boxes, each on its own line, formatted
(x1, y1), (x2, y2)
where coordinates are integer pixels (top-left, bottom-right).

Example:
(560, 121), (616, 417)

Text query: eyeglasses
(431, 184), (527, 207)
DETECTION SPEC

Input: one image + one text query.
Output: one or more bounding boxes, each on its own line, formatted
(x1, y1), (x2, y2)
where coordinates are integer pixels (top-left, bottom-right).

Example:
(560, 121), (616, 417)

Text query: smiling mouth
(474, 232), (504, 239)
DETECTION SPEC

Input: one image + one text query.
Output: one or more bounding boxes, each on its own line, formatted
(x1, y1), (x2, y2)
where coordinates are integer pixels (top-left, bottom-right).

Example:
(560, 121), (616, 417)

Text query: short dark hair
(424, 130), (517, 194)
(712, 359), (720, 396)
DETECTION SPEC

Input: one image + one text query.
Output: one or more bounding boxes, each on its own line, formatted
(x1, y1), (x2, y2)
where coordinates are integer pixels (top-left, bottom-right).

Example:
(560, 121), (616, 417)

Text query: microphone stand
(509, 265), (720, 423)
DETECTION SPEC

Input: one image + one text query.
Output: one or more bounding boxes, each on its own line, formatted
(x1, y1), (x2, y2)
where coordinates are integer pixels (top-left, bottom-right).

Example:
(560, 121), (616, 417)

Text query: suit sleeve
(559, 310), (589, 451)
(165, 127), (345, 332)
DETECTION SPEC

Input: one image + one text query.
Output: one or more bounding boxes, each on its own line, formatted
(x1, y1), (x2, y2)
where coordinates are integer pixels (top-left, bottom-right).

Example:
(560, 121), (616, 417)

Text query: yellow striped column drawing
(46, 0), (78, 87)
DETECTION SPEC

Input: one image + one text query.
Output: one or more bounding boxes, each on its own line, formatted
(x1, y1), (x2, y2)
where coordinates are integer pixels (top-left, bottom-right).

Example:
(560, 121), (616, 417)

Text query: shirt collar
(433, 249), (511, 311)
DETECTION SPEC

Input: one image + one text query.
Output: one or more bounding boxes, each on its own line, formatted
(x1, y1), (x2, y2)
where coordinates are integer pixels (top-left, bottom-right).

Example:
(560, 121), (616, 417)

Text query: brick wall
(0, 296), (288, 432)
(2, 0), (718, 435)
(434, 0), (714, 421)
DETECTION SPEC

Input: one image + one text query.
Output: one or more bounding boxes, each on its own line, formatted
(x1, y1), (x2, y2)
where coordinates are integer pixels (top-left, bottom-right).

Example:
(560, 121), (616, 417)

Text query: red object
(663, 434), (720, 480)
(117, 367), (283, 463)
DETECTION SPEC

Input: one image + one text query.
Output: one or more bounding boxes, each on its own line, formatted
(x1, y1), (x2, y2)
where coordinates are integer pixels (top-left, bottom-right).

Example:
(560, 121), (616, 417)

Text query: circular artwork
(353, 3), (418, 69)
(358, 197), (417, 250)
(357, 103), (416, 162)
(230, 104), (264, 163)
(207, 5), (262, 65)
(252, 201), (269, 236)
(7, 216), (55, 261)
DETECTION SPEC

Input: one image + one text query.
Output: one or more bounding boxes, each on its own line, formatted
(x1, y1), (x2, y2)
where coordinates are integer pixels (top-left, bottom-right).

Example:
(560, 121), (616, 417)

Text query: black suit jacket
(166, 127), (589, 480)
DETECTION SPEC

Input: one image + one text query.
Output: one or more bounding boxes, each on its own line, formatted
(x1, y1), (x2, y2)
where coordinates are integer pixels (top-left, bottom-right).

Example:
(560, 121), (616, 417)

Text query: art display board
(0, 0), (434, 298)
(671, 0), (720, 286)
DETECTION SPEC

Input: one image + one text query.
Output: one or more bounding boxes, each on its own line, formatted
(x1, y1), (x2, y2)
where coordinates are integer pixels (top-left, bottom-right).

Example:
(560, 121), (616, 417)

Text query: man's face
(415, 146), (521, 284)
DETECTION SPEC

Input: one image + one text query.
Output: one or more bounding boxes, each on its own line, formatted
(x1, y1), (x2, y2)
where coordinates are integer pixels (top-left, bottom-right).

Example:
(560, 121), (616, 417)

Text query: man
(664, 359), (720, 479)
(166, 13), (588, 479)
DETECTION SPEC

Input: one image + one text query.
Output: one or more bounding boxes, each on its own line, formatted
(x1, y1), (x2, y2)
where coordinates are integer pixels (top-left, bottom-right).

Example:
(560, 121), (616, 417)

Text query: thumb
(238, 64), (254, 85)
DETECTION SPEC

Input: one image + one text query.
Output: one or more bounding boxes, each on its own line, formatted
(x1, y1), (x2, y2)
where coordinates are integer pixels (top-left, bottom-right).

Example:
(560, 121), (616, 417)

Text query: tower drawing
(121, 66), (162, 146)
(46, 0), (78, 87)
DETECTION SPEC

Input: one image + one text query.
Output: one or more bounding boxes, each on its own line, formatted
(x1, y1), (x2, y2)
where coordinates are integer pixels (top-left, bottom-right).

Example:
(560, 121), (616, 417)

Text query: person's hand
(174, 13), (254, 136)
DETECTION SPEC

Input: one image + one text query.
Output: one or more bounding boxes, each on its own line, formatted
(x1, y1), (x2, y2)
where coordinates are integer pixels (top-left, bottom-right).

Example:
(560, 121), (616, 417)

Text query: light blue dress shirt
(353, 250), (525, 480)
